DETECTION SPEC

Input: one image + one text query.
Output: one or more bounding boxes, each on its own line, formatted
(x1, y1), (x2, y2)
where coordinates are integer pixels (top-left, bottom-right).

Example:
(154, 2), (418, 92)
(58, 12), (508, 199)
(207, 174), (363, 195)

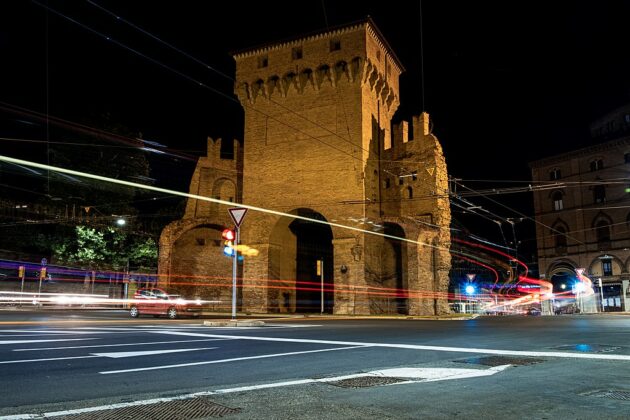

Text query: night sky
(2, 1), (630, 261)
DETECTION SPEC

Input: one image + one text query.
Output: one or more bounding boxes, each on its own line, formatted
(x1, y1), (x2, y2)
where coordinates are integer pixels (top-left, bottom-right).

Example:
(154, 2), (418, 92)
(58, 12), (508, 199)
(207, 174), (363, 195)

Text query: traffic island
(203, 320), (265, 327)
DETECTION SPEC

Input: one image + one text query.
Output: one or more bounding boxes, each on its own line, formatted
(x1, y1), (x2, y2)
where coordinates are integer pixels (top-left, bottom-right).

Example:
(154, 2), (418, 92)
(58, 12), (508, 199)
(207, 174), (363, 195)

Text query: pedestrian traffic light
(222, 228), (235, 257)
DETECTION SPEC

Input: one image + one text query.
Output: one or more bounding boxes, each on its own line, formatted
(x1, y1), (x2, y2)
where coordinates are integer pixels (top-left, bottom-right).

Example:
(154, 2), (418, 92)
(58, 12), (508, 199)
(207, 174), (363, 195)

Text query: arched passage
(170, 223), (233, 307)
(268, 209), (333, 313)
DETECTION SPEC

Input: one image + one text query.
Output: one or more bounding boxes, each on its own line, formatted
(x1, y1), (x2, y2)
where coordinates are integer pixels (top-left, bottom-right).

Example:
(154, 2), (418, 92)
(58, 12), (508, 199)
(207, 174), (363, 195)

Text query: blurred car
(526, 307), (541, 316)
(130, 287), (203, 319)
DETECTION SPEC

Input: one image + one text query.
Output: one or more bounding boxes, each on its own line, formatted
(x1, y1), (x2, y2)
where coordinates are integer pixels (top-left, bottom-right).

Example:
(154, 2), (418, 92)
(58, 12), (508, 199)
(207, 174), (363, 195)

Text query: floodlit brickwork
(160, 18), (451, 315)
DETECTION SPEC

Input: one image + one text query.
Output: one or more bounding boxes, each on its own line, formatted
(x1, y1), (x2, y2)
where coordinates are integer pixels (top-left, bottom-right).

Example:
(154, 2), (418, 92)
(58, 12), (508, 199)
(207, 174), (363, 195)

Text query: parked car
(129, 287), (203, 319)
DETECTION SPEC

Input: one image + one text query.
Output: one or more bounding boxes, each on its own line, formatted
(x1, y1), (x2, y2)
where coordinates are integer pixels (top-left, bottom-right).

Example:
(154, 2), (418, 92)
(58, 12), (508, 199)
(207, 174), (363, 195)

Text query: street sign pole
(227, 207), (248, 321)
(232, 227), (238, 320)
(598, 277), (604, 313)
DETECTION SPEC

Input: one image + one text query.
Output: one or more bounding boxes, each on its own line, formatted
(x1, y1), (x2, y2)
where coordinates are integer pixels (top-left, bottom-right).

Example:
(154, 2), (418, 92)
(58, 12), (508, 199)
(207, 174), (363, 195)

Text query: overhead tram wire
(83, 0), (389, 163)
(451, 179), (585, 246)
(33, 1), (371, 167)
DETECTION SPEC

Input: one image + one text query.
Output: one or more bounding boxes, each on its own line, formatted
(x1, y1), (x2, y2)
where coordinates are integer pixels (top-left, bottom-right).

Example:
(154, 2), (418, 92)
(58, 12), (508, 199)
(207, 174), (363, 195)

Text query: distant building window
(330, 39), (341, 52)
(412, 171), (418, 181)
(625, 153), (630, 163)
(195, 238), (206, 246)
(257, 55), (268, 68)
(292, 46), (303, 60)
(399, 177), (404, 186)
(407, 186), (413, 199)
(549, 168), (561, 180)
(590, 159), (603, 171)
(554, 226), (567, 254)
(596, 221), (611, 250)
(602, 259), (613, 277)
(552, 191), (563, 211)
(593, 185), (606, 203)
(384, 178), (390, 189)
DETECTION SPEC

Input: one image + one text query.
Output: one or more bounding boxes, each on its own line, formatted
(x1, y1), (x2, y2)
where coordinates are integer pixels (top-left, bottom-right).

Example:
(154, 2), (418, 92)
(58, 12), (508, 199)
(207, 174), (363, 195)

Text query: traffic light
(222, 228), (235, 257)
(18, 265), (25, 278)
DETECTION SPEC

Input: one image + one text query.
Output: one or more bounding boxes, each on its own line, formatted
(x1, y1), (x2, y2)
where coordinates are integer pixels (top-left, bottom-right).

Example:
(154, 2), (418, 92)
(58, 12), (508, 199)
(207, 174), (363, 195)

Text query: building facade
(159, 19), (451, 315)
(530, 108), (630, 312)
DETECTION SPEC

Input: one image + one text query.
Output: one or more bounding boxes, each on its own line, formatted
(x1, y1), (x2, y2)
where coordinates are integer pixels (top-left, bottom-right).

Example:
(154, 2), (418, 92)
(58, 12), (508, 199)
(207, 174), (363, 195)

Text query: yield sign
(228, 207), (248, 227)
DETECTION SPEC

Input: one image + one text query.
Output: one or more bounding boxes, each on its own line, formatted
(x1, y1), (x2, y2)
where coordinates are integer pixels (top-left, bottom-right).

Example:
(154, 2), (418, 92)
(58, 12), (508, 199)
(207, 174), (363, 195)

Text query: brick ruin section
(158, 137), (242, 310)
(159, 18), (451, 315)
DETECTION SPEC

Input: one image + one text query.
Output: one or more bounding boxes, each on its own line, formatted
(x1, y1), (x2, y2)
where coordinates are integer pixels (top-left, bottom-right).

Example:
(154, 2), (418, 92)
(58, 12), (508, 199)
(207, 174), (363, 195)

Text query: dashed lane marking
(13, 338), (232, 352)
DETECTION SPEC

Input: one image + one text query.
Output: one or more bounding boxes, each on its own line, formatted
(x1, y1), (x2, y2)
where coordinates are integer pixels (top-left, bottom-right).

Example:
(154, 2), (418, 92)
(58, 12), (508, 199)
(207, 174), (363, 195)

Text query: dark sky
(2, 1), (630, 260)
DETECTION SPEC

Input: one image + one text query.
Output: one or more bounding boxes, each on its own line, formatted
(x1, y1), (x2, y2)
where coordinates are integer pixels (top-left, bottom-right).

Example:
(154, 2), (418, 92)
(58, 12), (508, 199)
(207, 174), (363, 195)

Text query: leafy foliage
(53, 225), (157, 270)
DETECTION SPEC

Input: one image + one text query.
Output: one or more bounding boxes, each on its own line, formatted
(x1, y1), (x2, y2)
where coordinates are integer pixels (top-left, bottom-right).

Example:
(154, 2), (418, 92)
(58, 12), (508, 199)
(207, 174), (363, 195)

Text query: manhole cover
(455, 356), (544, 366)
(58, 397), (241, 419)
(551, 344), (622, 353)
(328, 376), (408, 388)
(580, 390), (630, 401)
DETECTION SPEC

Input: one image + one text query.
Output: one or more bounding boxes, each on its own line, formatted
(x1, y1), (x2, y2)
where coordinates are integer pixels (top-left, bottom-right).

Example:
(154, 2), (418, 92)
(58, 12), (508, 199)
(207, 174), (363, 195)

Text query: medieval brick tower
(229, 18), (451, 315)
(159, 18), (451, 315)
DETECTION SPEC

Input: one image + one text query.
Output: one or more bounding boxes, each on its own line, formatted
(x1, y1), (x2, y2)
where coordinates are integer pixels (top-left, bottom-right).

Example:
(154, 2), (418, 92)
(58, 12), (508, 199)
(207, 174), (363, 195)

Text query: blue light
(223, 245), (234, 257)
(465, 285), (476, 295)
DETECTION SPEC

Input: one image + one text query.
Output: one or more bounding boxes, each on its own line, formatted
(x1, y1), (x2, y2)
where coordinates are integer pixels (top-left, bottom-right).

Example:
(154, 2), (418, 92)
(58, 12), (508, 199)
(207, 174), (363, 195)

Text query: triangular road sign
(228, 207), (248, 227)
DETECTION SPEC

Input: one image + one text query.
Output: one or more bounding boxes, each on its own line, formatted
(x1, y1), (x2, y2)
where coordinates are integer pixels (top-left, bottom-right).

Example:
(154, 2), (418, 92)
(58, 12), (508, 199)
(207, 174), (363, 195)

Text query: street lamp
(116, 218), (126, 226)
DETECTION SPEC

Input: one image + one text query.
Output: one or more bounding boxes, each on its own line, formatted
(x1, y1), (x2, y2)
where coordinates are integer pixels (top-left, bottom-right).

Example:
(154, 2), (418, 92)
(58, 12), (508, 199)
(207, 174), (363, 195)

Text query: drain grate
(580, 390), (630, 401)
(328, 376), (408, 388)
(551, 344), (622, 353)
(455, 356), (544, 366)
(58, 397), (241, 419)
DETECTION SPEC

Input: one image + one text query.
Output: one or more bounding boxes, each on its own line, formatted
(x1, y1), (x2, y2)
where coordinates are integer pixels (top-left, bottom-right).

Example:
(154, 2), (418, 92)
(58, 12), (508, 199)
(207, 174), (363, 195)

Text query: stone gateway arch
(159, 18), (451, 315)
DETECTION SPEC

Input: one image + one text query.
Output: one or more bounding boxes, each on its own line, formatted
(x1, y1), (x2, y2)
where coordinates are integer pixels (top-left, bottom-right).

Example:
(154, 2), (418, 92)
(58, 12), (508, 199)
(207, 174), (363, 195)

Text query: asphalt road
(0, 311), (629, 419)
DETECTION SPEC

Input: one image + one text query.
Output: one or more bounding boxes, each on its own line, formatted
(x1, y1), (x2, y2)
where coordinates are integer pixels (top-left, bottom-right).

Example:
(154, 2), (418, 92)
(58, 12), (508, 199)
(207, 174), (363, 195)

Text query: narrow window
(549, 168), (561, 180)
(195, 238), (206, 246)
(593, 185), (606, 203)
(407, 186), (413, 199)
(590, 159), (603, 171)
(554, 226), (567, 254)
(257, 55), (268, 68)
(384, 178), (390, 189)
(412, 171), (418, 181)
(292, 46), (303, 60)
(552, 191), (563, 211)
(399, 177), (404, 186)
(596, 221), (611, 250)
(602, 260), (613, 277)
(330, 39), (341, 51)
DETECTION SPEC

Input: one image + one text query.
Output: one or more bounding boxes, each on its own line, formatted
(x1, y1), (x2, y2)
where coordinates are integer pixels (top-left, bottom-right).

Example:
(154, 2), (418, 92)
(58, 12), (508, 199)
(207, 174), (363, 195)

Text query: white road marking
(13, 338), (231, 352)
(0, 338), (96, 345)
(148, 330), (630, 361)
(3, 364), (508, 419)
(0, 355), (99, 364)
(92, 347), (216, 358)
(99, 345), (369, 374)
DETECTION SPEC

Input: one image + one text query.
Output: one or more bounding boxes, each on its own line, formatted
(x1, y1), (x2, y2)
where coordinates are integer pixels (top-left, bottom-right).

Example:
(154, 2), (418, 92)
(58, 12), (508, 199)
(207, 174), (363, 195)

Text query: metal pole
(598, 277), (604, 312)
(320, 258), (324, 315)
(231, 227), (238, 320)
(19, 267), (25, 307)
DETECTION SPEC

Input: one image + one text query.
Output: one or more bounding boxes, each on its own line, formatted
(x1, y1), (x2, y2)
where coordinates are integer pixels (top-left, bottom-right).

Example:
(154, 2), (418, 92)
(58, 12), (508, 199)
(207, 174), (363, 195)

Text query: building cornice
(529, 136), (630, 168)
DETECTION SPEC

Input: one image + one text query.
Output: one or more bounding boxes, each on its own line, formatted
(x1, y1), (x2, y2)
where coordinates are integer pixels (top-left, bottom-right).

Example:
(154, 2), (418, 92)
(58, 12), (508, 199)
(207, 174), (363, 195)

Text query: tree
(52, 225), (157, 271)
